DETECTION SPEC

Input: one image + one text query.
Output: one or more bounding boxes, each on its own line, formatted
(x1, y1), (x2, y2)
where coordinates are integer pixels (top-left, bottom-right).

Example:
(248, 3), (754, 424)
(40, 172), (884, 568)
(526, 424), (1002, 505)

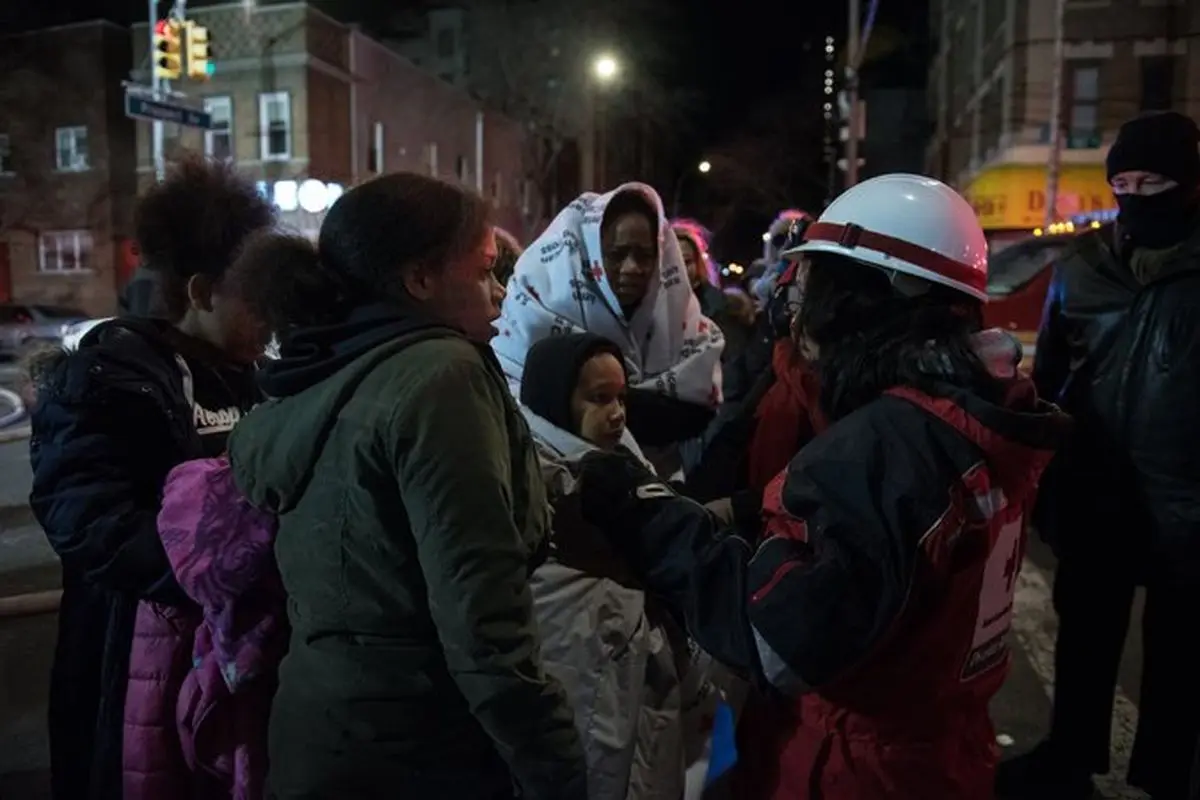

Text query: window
(258, 92), (291, 161)
(369, 121), (384, 174)
(436, 28), (456, 59)
(204, 96), (233, 161)
(39, 231), (94, 273)
(987, 238), (1070, 296)
(455, 155), (469, 183)
(0, 134), (11, 173)
(1067, 63), (1101, 147)
(1139, 56), (1175, 111)
(55, 126), (89, 171)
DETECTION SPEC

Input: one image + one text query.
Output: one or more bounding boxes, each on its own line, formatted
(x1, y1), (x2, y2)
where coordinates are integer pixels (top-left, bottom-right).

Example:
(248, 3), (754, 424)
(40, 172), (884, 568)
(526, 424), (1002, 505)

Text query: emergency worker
(574, 174), (1070, 798)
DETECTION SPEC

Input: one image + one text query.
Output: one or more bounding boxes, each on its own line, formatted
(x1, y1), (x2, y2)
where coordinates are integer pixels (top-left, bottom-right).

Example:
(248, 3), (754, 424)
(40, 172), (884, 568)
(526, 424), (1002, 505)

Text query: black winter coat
(29, 319), (257, 800)
(1034, 223), (1200, 576)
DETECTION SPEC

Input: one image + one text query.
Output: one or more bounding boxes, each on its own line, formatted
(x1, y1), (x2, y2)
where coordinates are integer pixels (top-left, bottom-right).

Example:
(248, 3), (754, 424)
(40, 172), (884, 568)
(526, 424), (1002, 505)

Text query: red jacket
(745, 339), (825, 494)
(577, 377), (1068, 799)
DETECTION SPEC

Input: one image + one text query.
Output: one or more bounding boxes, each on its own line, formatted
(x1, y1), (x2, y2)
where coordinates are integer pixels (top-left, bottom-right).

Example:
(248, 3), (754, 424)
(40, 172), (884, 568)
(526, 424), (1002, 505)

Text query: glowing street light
(593, 54), (619, 82)
(698, 160), (712, 174)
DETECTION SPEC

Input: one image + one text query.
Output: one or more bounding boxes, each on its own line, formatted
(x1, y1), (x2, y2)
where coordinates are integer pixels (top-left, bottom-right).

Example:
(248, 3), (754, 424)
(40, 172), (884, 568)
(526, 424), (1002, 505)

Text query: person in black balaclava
(996, 111), (1200, 800)
(1107, 110), (1200, 252)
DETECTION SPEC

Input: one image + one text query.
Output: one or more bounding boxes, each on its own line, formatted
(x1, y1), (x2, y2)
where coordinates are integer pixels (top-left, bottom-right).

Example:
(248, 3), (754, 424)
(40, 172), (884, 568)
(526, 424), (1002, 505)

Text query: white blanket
(493, 183), (724, 408)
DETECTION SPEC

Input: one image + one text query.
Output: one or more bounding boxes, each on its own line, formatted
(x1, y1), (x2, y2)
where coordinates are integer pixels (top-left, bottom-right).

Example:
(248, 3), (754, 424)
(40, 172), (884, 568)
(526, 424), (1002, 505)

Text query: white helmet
(782, 173), (988, 303)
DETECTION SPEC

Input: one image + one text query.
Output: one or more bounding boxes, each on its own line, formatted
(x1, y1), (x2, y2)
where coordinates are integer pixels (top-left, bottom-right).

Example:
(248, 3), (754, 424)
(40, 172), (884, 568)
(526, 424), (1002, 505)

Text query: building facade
(926, 0), (1199, 245)
(132, 2), (534, 241)
(0, 21), (137, 314)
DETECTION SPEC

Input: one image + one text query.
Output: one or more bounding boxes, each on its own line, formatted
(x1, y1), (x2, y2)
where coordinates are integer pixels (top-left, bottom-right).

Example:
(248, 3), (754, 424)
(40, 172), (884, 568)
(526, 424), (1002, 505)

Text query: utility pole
(845, 0), (861, 188)
(150, 0), (164, 182)
(1044, 0), (1067, 227)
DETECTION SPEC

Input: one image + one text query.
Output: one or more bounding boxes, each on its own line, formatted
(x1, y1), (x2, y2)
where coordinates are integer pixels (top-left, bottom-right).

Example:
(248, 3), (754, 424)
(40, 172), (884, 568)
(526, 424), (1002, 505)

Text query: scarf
(493, 184), (724, 408)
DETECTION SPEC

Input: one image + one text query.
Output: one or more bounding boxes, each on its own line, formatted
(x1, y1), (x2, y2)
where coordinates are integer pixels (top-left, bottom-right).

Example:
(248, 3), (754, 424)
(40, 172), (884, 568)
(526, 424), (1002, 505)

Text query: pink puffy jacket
(123, 456), (286, 800)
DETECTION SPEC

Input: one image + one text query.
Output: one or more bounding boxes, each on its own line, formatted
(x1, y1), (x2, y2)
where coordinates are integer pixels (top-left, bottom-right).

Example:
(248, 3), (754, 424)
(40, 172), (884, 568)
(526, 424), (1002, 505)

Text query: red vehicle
(983, 233), (1076, 363)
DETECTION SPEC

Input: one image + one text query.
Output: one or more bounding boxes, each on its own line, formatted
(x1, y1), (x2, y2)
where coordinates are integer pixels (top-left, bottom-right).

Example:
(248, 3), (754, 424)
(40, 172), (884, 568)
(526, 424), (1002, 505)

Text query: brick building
(132, 2), (535, 241)
(0, 3), (537, 315)
(926, 0), (1199, 245)
(0, 21), (137, 314)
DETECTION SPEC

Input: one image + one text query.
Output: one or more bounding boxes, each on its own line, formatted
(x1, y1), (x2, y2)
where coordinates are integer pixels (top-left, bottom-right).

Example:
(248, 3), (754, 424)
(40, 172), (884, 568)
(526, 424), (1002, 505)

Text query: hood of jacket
(521, 405), (651, 498)
(891, 329), (1071, 500)
(257, 302), (450, 398)
(229, 318), (461, 514)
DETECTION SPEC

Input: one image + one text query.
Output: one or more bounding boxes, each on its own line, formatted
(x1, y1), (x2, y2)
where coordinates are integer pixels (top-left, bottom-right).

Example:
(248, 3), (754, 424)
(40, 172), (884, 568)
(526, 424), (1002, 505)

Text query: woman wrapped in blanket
(492, 184), (724, 480)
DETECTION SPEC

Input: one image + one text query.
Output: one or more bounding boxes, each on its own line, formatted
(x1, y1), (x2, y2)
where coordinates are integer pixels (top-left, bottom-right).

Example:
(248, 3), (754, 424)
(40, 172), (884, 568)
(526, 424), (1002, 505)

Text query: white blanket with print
(492, 183), (724, 407)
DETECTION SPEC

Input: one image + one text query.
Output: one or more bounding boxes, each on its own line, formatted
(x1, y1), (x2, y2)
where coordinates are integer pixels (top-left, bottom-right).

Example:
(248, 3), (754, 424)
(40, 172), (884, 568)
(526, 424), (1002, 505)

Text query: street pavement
(0, 430), (1155, 798)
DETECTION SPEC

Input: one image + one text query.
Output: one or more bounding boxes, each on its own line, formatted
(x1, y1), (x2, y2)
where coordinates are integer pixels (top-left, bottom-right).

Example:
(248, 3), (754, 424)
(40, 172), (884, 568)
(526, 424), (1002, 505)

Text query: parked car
(0, 303), (94, 361)
(983, 232), (1076, 365)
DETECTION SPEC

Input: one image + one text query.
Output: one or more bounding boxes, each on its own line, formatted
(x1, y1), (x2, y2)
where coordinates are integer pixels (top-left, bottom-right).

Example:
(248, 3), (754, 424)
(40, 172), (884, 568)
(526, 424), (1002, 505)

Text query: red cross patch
(590, 263), (604, 281)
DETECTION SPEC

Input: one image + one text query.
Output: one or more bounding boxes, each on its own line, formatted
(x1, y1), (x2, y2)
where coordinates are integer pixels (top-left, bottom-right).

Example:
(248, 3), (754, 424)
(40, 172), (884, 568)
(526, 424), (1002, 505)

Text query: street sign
(124, 92), (211, 130)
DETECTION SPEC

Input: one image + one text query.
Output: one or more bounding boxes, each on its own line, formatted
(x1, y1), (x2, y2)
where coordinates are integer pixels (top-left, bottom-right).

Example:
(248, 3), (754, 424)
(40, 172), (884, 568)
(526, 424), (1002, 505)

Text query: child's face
(570, 353), (627, 451)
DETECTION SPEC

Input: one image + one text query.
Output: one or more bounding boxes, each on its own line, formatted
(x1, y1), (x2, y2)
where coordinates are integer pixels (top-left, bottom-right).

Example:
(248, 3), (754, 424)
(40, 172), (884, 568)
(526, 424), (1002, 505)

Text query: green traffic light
(205, 62), (216, 76)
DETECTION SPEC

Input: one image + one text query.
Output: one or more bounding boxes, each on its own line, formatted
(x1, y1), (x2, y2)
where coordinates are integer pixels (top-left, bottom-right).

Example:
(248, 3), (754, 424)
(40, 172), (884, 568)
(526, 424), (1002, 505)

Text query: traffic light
(153, 19), (183, 81)
(186, 22), (214, 80)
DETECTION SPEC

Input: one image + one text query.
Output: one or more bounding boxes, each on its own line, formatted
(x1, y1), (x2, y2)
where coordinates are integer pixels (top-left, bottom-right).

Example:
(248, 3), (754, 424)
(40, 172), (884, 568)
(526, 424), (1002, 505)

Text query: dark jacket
(578, 376), (1067, 798)
(1034, 223), (1200, 574)
(29, 318), (260, 800)
(225, 305), (585, 800)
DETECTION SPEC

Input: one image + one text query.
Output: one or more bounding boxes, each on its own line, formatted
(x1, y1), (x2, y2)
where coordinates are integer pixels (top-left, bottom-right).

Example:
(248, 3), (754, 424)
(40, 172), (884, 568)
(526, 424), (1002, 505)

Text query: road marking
(1012, 559), (1148, 799)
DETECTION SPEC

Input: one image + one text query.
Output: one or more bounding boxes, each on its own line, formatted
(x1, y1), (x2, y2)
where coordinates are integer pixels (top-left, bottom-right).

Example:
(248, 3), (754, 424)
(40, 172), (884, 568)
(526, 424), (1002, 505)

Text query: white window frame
(372, 121), (384, 174)
(0, 134), (12, 174)
(55, 126), (89, 172)
(203, 96), (234, 162)
(258, 91), (292, 162)
(38, 230), (94, 274)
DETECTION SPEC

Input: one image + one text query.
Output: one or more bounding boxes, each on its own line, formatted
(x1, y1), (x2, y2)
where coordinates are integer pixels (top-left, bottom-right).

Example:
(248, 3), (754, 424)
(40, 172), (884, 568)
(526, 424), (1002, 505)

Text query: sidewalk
(0, 424), (31, 444)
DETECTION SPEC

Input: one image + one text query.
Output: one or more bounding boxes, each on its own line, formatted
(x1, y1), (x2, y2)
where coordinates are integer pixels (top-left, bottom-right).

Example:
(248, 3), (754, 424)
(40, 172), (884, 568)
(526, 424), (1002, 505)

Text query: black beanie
(520, 333), (626, 433)
(1106, 111), (1200, 187)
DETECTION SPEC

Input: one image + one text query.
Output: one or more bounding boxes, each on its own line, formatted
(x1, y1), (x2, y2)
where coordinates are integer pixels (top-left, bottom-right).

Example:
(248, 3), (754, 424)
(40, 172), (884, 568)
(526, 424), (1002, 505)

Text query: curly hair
(133, 154), (276, 318)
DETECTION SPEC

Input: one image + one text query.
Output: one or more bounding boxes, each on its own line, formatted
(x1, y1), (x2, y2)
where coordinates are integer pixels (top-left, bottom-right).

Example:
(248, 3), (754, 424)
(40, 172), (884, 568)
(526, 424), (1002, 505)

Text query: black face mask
(1116, 185), (1198, 249)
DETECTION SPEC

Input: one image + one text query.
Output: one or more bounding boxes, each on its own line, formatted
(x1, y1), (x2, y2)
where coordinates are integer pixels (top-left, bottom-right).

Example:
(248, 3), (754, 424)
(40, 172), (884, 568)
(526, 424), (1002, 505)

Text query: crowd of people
(21, 109), (1200, 800)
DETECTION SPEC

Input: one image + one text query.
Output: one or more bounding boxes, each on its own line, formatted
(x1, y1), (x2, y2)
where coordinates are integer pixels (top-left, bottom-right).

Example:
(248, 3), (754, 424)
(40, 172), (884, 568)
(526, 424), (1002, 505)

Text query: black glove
(576, 448), (673, 536)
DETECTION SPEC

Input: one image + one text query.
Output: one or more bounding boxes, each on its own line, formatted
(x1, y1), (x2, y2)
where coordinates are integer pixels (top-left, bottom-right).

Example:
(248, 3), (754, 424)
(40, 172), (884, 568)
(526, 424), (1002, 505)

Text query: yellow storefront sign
(965, 164), (1115, 230)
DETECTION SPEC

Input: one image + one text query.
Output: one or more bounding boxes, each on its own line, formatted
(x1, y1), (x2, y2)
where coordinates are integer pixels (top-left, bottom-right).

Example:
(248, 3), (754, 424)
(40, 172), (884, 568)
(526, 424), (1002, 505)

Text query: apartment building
(132, 2), (534, 240)
(926, 0), (1199, 244)
(0, 3), (535, 314)
(0, 21), (138, 313)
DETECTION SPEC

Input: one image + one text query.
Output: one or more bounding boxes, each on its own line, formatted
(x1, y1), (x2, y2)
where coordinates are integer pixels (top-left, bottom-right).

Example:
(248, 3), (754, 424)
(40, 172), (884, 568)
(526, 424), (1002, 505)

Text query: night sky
(1, 0), (931, 259)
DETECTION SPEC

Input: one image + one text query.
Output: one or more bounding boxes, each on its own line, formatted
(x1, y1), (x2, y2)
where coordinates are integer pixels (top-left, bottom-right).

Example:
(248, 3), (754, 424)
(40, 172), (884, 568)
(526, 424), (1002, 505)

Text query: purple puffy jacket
(123, 456), (287, 800)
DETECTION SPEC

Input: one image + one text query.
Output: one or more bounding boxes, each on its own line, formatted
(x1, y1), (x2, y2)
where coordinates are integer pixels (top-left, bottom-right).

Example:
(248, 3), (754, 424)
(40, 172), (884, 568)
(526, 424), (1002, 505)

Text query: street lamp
(698, 160), (712, 174)
(593, 54), (619, 82)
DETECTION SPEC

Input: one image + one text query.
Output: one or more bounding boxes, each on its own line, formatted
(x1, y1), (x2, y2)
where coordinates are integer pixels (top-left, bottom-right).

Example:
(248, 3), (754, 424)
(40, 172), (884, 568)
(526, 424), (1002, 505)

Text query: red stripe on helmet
(803, 221), (986, 297)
